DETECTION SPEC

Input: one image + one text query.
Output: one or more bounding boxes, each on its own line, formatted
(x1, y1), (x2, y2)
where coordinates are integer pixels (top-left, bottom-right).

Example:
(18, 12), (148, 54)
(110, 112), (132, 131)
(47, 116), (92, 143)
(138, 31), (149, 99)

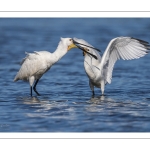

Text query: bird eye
(69, 39), (72, 41)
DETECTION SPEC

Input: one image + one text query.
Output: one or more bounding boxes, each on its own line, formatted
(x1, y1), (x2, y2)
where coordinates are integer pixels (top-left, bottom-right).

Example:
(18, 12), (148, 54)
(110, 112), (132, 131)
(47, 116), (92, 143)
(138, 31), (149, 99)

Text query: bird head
(60, 37), (77, 51)
(59, 37), (99, 60)
(67, 38), (78, 51)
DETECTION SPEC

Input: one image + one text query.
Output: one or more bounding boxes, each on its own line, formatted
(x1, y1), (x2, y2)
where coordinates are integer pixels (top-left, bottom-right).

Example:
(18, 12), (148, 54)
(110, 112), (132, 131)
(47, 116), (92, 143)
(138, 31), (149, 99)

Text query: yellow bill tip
(67, 43), (77, 51)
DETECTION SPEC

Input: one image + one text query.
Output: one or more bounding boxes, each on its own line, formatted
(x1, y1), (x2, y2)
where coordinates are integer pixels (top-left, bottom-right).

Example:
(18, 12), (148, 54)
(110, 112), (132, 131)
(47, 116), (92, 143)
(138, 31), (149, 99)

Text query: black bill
(73, 39), (101, 52)
(72, 39), (101, 60)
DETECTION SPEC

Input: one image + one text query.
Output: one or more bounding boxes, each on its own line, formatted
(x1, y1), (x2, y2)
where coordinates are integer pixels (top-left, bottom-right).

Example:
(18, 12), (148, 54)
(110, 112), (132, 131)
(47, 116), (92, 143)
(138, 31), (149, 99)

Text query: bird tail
(13, 74), (19, 82)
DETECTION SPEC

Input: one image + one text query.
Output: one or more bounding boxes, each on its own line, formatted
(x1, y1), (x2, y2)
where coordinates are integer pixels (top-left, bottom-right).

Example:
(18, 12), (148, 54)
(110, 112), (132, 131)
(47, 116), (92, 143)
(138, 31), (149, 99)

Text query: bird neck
(52, 41), (68, 63)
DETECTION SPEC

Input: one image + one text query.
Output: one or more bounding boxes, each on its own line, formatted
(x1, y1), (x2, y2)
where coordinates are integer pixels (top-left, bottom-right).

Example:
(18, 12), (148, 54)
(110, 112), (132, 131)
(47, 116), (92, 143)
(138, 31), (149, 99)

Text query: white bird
(14, 38), (79, 96)
(73, 37), (150, 96)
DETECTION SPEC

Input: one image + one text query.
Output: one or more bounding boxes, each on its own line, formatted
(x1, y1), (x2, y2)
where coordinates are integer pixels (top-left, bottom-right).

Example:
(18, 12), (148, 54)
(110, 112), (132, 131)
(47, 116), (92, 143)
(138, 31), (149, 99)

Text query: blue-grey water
(1, 18), (150, 132)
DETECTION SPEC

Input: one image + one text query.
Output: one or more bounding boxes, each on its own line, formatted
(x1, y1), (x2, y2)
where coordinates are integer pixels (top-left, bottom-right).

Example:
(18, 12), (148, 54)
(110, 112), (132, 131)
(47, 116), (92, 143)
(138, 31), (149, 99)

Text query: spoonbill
(73, 37), (150, 96)
(14, 38), (95, 96)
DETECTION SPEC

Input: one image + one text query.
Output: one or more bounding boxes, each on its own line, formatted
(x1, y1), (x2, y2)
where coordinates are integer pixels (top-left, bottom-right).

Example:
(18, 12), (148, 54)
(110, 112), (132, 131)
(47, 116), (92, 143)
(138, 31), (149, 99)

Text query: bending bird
(73, 37), (150, 96)
(14, 38), (81, 96)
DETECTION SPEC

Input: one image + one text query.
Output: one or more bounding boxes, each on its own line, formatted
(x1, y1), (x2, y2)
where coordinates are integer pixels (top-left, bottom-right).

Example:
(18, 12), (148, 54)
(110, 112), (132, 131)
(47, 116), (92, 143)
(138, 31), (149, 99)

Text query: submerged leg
(92, 91), (95, 97)
(89, 80), (95, 96)
(33, 79), (40, 96)
(29, 76), (35, 97)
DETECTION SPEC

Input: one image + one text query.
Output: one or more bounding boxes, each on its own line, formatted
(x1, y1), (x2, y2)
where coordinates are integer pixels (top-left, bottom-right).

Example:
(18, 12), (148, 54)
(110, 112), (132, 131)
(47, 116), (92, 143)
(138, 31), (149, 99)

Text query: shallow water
(1, 18), (150, 132)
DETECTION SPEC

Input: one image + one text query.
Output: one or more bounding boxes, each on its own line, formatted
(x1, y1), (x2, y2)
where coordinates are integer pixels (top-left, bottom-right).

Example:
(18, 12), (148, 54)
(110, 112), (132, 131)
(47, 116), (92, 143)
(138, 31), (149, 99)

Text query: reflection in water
(21, 96), (41, 104)
(86, 95), (149, 120)
(85, 95), (115, 113)
(18, 96), (71, 119)
(89, 95), (113, 104)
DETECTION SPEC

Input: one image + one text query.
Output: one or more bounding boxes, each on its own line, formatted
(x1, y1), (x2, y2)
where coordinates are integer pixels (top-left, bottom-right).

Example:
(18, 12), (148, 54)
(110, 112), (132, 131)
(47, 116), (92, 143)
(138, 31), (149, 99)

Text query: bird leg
(92, 91), (95, 97)
(30, 86), (32, 97)
(33, 79), (41, 96)
(89, 80), (95, 97)
(100, 80), (105, 96)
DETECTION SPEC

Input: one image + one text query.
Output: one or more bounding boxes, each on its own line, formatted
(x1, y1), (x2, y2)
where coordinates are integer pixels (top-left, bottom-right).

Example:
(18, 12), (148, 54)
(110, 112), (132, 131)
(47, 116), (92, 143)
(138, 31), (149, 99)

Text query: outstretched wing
(99, 37), (150, 84)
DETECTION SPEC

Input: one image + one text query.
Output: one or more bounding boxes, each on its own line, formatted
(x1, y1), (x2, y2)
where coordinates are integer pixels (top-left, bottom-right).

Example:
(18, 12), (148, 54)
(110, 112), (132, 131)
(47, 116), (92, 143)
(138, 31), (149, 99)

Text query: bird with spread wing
(73, 37), (150, 96)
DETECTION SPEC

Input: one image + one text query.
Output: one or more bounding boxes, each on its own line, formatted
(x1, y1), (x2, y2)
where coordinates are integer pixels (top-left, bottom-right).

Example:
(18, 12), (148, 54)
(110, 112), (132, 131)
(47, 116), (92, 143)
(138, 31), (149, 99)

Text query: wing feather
(14, 51), (51, 81)
(99, 37), (150, 84)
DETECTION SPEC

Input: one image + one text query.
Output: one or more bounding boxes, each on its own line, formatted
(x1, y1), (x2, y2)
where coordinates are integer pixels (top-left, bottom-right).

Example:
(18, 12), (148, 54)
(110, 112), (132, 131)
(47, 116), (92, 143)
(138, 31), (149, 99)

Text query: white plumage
(14, 38), (77, 96)
(73, 37), (150, 95)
